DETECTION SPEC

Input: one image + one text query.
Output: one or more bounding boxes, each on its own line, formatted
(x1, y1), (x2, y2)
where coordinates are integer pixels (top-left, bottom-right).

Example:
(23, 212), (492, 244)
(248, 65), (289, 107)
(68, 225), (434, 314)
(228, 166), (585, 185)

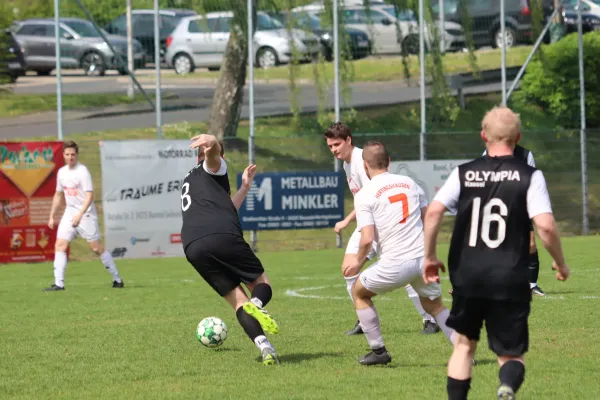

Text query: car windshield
(430, 0), (459, 14)
(257, 13), (283, 30)
(379, 6), (416, 21)
(63, 20), (101, 37)
(292, 12), (322, 30)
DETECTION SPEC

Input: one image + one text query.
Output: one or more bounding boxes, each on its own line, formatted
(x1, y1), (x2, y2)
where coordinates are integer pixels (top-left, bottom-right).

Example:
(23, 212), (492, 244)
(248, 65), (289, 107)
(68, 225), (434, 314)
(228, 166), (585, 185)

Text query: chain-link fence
(1, 0), (596, 258)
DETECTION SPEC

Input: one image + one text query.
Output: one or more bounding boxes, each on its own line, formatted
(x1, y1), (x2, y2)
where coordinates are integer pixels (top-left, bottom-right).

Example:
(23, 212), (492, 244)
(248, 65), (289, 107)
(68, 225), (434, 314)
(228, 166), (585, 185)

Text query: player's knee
(90, 243), (104, 255)
(454, 335), (477, 355)
(420, 296), (444, 316)
(55, 240), (68, 252)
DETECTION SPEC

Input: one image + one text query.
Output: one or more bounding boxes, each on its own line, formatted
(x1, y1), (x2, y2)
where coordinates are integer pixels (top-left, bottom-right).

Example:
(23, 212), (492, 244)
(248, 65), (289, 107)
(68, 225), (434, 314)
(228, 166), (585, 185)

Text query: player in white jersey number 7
(324, 122), (440, 336)
(43, 141), (124, 292)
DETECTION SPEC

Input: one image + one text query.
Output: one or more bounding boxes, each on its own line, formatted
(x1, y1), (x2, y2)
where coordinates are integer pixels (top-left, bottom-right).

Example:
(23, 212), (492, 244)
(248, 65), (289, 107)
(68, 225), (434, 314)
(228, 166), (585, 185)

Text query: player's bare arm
(72, 191), (94, 227)
(189, 134), (222, 173)
(343, 224), (374, 277)
(422, 200), (448, 284)
(48, 191), (65, 229)
(532, 213), (570, 281)
(231, 164), (256, 210)
(335, 209), (356, 233)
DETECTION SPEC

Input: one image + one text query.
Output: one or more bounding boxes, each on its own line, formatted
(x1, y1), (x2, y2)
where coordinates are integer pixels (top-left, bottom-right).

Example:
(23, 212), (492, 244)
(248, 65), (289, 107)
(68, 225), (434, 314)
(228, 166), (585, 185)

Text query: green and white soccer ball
(196, 317), (228, 348)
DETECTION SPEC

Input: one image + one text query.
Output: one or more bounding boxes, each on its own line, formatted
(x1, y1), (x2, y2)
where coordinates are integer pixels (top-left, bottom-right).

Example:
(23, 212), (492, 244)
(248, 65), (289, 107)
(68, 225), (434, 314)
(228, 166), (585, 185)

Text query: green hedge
(516, 31), (600, 129)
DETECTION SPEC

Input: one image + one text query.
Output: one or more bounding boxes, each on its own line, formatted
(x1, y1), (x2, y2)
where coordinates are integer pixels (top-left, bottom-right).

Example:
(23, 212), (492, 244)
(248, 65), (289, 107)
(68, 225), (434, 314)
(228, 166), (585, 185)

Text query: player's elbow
(532, 213), (556, 238)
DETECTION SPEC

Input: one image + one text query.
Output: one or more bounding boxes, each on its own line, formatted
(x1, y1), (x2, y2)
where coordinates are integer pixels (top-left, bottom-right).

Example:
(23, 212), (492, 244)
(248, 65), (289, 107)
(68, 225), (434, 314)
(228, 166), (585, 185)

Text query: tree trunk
(207, 2), (256, 139)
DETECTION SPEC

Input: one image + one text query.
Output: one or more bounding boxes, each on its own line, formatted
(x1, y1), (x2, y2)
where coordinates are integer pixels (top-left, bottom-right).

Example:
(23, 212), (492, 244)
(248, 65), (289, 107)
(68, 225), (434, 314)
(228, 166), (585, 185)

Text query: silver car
(165, 11), (322, 74)
(12, 18), (145, 76)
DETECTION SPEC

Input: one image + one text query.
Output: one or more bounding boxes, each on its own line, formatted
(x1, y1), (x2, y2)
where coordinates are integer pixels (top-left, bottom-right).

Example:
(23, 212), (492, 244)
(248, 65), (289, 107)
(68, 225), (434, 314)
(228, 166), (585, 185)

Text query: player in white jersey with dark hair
(43, 141), (124, 291)
(345, 140), (456, 365)
(324, 122), (440, 336)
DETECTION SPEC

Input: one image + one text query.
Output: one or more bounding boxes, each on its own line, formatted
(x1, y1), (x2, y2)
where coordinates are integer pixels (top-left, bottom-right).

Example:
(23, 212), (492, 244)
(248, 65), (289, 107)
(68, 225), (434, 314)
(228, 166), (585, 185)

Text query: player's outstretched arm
(335, 209), (356, 233)
(422, 200), (447, 284)
(189, 134), (222, 173)
(231, 164), (256, 210)
(48, 191), (65, 229)
(532, 213), (569, 280)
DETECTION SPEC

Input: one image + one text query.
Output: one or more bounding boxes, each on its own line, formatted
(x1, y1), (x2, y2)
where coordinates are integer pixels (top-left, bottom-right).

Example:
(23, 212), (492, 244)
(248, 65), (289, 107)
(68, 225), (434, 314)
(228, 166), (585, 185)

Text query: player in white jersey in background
(324, 122), (440, 336)
(345, 140), (456, 365)
(43, 141), (124, 292)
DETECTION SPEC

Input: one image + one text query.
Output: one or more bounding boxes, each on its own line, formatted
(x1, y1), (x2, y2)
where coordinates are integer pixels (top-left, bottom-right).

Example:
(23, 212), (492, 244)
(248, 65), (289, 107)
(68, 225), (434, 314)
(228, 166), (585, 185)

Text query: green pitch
(1, 236), (598, 399)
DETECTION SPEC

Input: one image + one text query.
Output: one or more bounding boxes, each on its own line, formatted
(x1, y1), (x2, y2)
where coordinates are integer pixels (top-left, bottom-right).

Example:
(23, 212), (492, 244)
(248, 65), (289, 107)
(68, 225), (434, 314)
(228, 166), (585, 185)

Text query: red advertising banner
(0, 142), (65, 263)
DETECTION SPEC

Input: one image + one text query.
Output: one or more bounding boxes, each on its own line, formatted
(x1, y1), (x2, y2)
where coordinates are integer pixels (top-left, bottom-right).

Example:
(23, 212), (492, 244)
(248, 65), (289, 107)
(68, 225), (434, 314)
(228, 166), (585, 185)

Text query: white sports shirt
(434, 168), (552, 219)
(355, 172), (429, 263)
(343, 147), (370, 196)
(56, 163), (97, 216)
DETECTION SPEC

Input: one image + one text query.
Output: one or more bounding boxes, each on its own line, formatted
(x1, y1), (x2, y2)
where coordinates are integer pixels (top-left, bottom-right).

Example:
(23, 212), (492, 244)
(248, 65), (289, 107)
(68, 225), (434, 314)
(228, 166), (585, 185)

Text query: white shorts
(345, 228), (377, 260)
(359, 256), (441, 299)
(57, 213), (101, 242)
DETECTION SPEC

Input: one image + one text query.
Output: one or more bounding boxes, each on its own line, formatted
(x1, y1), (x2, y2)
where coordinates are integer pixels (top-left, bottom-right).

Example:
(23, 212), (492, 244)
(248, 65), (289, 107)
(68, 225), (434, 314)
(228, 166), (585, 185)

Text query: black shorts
(529, 219), (534, 232)
(446, 295), (530, 357)
(184, 234), (264, 297)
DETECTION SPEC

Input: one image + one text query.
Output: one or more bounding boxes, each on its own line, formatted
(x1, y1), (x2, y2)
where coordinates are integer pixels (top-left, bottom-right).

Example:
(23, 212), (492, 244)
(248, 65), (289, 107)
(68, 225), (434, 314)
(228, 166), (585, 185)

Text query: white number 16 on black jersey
(469, 197), (508, 249)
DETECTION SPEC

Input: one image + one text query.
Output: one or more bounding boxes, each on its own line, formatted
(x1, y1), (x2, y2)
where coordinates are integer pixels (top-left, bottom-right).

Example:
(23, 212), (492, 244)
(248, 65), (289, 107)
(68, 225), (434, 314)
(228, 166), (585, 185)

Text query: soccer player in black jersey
(422, 107), (570, 400)
(483, 144), (545, 296)
(181, 134), (280, 365)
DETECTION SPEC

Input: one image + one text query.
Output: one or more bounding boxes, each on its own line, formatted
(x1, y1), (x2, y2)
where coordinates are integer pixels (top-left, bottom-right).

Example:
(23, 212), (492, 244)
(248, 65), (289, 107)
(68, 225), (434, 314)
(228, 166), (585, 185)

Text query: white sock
(530, 282), (537, 289)
(250, 297), (263, 308)
(254, 335), (274, 351)
(405, 285), (436, 323)
(54, 251), (67, 287)
(434, 308), (456, 345)
(100, 250), (122, 283)
(344, 274), (358, 302)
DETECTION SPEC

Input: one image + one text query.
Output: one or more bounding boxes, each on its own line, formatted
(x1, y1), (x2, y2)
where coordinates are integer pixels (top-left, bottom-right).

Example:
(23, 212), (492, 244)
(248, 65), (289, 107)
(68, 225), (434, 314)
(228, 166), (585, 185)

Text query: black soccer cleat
(112, 280), (124, 288)
(531, 285), (545, 297)
(42, 284), (65, 292)
(421, 320), (441, 334)
(358, 349), (392, 366)
(345, 320), (363, 335)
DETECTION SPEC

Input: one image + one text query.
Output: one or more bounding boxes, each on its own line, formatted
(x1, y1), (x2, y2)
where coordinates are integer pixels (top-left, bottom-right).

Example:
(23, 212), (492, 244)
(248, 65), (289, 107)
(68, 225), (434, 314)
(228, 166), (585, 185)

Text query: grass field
(1, 236), (598, 399)
(174, 46), (532, 83)
(0, 92), (157, 118)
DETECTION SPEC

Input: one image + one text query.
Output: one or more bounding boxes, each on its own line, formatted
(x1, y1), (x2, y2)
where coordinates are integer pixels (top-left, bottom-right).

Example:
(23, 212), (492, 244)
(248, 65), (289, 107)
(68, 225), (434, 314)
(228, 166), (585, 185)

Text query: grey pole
(419, 0), (426, 161)
(500, 0), (507, 105)
(248, 0), (257, 251)
(54, 0), (63, 140)
(577, 0), (589, 235)
(153, 0), (162, 138)
(126, 0), (134, 98)
(333, 0), (342, 249)
(439, 0), (445, 54)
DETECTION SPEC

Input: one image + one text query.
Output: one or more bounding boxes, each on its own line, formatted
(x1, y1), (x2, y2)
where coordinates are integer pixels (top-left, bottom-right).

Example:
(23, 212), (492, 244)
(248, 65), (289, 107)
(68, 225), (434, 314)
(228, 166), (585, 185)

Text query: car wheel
(402, 35), (419, 55)
(173, 53), (194, 74)
(35, 69), (52, 76)
(208, 66), (220, 72)
(81, 51), (106, 76)
(256, 47), (279, 69)
(494, 27), (516, 49)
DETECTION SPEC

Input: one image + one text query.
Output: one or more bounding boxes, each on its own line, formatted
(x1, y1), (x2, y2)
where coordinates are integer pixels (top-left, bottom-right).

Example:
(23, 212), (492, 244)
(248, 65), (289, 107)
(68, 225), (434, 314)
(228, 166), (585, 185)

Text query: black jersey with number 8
(180, 161), (242, 250)
(448, 156), (536, 301)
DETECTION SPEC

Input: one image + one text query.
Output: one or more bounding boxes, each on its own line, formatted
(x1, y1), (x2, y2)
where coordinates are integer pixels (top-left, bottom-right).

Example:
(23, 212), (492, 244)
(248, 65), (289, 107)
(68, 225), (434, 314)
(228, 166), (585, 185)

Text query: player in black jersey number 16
(421, 107), (570, 400)
(181, 134), (280, 365)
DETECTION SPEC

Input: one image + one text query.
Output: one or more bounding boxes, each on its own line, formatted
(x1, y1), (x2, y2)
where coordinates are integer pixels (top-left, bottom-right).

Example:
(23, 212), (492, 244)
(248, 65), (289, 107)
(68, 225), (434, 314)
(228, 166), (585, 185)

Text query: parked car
(0, 29), (25, 83)
(105, 8), (196, 64)
(431, 0), (555, 48)
(11, 18), (145, 76)
(269, 10), (372, 61)
(165, 11), (322, 74)
(562, 0), (600, 33)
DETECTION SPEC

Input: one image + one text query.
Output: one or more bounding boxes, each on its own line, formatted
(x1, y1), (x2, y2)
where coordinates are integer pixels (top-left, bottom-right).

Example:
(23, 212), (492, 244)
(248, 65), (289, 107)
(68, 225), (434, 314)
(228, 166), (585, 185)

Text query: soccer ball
(196, 317), (228, 348)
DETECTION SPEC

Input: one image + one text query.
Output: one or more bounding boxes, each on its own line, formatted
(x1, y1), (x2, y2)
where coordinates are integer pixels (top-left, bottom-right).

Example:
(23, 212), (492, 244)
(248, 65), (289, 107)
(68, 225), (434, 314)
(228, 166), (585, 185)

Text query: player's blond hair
(481, 106), (521, 145)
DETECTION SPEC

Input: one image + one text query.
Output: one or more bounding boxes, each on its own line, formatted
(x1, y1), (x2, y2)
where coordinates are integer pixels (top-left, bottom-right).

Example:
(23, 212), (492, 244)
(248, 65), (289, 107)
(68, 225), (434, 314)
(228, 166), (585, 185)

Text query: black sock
(447, 377), (471, 400)
(236, 306), (265, 342)
(529, 251), (540, 284)
(251, 283), (272, 307)
(499, 360), (525, 393)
